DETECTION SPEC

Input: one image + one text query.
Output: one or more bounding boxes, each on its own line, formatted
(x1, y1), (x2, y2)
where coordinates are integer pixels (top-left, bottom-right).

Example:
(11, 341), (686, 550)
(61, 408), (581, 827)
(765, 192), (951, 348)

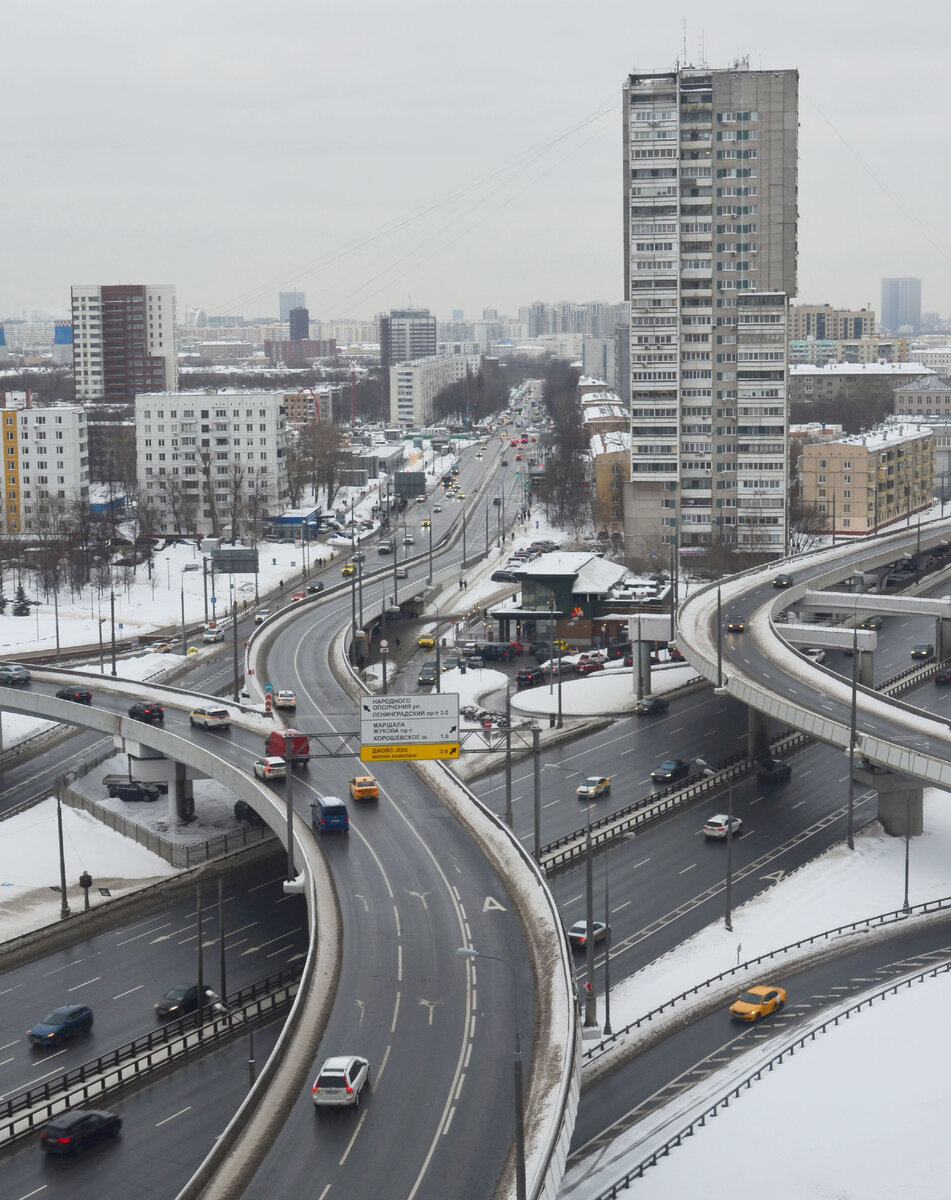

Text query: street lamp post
(427, 518), (434, 586)
(109, 587), (117, 676)
(455, 947), (526, 1200)
(98, 615), (106, 672)
(698, 758), (733, 931)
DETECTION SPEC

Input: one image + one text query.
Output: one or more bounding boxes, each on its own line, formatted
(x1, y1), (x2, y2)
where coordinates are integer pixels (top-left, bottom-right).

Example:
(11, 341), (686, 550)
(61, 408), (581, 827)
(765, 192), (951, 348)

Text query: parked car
(757, 757), (792, 784)
(729, 984), (787, 1023)
(155, 983), (224, 1021)
(311, 1055), (370, 1109)
(56, 685), (92, 704)
(576, 776), (611, 799)
(911, 643), (934, 659)
(0, 662), (30, 685)
(273, 690), (297, 710)
(189, 705), (231, 730)
(772, 573), (793, 588)
(566, 920), (608, 949)
(576, 659), (604, 675)
(28, 1003), (94, 1047)
(39, 1108), (121, 1156)
(650, 759), (690, 784)
(490, 570), (518, 583)
(128, 700), (164, 724)
(113, 779), (162, 803)
(253, 756), (286, 781)
(349, 775), (379, 801)
(703, 814), (743, 839)
(633, 696), (668, 716)
(234, 799), (264, 826)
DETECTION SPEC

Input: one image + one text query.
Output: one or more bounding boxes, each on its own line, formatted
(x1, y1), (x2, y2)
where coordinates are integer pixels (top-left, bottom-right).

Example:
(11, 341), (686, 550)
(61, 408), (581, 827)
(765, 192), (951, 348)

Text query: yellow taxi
(417, 634), (436, 648)
(729, 984), (787, 1023)
(341, 562), (355, 577)
(349, 775), (379, 801)
(421, 518), (431, 528)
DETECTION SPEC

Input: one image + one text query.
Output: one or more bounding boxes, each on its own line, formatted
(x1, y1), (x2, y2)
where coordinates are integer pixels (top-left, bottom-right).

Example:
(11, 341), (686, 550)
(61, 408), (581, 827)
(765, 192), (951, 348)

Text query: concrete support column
(747, 707), (770, 763)
(174, 760), (195, 823)
(938, 617), (951, 661)
(854, 765), (923, 836)
(638, 642), (653, 697)
(858, 650), (874, 688)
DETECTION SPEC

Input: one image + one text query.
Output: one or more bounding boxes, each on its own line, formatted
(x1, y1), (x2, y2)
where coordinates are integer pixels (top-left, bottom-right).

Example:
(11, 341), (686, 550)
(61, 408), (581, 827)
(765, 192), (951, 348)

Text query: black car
(650, 759), (690, 784)
(936, 668), (951, 686)
(418, 663), (438, 686)
(858, 615), (884, 631)
(515, 667), (545, 688)
(757, 757), (792, 784)
(112, 780), (161, 803)
(234, 799), (264, 826)
(772, 573), (793, 588)
(28, 1003), (94, 1047)
(56, 685), (92, 704)
(128, 701), (164, 724)
(306, 582), (325, 595)
(726, 615), (746, 633)
(155, 983), (223, 1021)
(40, 1108), (121, 1156)
(481, 643), (512, 662)
(911, 643), (934, 659)
(490, 570), (518, 583)
(634, 696), (669, 716)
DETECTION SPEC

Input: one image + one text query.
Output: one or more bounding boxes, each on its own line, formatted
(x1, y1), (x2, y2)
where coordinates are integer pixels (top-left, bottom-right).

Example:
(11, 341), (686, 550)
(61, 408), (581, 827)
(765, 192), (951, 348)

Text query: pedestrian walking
(395, 636), (401, 649)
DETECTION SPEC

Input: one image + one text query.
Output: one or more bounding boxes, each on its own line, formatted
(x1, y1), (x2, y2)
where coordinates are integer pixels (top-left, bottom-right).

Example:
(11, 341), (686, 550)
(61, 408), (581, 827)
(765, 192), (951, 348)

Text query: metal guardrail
(0, 965), (301, 1148)
(598, 954), (951, 1194)
(582, 892), (951, 1065)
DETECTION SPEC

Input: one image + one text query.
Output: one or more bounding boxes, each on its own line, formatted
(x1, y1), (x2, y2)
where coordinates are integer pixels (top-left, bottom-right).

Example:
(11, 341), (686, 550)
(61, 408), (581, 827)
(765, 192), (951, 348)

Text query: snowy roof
(790, 363), (935, 377)
(893, 375), (951, 392)
(581, 390), (623, 406)
(824, 423), (934, 451)
(582, 405), (628, 423)
(590, 431), (632, 457)
(515, 551), (627, 595)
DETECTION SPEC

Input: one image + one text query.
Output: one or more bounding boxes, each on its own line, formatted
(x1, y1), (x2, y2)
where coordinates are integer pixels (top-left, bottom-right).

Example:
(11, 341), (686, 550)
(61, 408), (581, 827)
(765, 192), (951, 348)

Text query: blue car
(29, 1004), (93, 1047)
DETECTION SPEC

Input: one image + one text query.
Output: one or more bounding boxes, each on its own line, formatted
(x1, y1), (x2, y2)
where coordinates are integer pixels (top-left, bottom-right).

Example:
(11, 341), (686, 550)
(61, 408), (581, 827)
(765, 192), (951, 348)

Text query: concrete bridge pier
(747, 708), (771, 763)
(938, 617), (951, 661)
(856, 649), (874, 688)
(635, 641), (653, 697)
(854, 764), (923, 837)
(174, 760), (195, 822)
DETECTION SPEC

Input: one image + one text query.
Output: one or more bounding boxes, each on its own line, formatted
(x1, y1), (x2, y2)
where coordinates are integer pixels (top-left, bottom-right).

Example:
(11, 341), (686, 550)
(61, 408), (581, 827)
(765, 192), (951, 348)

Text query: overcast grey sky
(6, 1), (951, 323)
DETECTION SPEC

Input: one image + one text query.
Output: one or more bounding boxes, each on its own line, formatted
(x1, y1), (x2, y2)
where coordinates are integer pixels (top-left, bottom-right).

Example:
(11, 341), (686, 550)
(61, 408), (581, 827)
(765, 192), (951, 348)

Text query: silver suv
(0, 663), (31, 685)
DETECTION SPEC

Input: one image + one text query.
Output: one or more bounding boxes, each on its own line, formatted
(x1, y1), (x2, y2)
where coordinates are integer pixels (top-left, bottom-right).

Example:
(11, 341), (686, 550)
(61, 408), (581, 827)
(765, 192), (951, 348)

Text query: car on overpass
(0, 662), (30, 685)
(729, 984), (787, 1023)
(651, 759), (690, 785)
(189, 705), (231, 730)
(576, 776), (611, 799)
(772, 573), (794, 588)
(911, 643), (934, 659)
(56, 685), (92, 704)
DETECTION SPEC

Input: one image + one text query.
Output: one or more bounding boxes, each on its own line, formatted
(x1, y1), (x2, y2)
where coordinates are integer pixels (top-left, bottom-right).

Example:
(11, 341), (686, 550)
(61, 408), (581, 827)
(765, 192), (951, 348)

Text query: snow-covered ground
(559, 787), (951, 1200)
(512, 661), (698, 718)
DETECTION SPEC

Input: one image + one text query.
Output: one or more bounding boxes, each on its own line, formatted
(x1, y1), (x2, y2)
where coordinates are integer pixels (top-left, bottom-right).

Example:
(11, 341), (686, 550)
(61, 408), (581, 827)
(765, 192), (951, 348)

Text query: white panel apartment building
(389, 353), (483, 426)
(622, 65), (798, 559)
(135, 391), (290, 536)
(1, 401), (89, 533)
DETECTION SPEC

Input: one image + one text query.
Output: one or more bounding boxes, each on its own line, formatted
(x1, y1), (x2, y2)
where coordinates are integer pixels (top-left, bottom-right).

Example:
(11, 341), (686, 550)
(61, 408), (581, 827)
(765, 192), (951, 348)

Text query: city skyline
(4, 2), (950, 321)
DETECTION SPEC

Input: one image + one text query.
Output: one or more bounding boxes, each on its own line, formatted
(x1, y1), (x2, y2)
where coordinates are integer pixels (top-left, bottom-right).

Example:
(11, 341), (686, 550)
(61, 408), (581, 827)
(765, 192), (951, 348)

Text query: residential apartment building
(788, 338), (907, 366)
(590, 430), (632, 534)
(881, 278), (921, 335)
(135, 391), (289, 537)
(389, 353), (482, 427)
(800, 424), (934, 536)
(622, 64), (798, 560)
(0, 398), (89, 533)
(789, 362), (932, 407)
(893, 375), (951, 418)
(71, 284), (178, 403)
(789, 305), (875, 341)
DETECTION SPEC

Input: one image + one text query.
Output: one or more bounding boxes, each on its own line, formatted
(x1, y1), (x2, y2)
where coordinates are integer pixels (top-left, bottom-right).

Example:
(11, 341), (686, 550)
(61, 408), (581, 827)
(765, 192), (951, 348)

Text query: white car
(703, 814), (743, 839)
(804, 647), (826, 664)
(189, 705), (231, 730)
(273, 690), (297, 710)
(254, 610), (272, 625)
(253, 756), (286, 781)
(311, 1055), (370, 1109)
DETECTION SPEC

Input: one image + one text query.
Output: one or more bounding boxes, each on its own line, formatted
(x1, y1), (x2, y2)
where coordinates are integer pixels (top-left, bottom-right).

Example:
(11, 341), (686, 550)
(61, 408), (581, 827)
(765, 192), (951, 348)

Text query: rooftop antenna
(698, 30), (706, 68)
(682, 17), (687, 66)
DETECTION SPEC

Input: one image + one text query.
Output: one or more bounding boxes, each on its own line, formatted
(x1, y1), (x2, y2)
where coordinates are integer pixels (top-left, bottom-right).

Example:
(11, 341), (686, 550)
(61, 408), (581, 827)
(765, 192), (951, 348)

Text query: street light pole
(109, 587), (117, 676)
(503, 684), (513, 828)
(716, 585), (723, 690)
(698, 759), (734, 932)
(847, 622), (858, 851)
(427, 519), (433, 586)
(903, 796), (912, 914)
(455, 948), (526, 1200)
(602, 865), (612, 1036)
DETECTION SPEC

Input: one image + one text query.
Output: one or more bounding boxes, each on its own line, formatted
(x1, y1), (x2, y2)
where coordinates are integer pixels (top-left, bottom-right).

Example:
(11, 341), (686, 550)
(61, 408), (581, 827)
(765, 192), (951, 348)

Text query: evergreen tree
(12, 584), (32, 617)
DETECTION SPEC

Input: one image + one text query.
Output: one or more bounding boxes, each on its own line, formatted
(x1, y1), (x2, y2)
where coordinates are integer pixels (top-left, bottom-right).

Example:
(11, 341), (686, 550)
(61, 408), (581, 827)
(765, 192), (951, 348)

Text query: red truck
(265, 728), (310, 767)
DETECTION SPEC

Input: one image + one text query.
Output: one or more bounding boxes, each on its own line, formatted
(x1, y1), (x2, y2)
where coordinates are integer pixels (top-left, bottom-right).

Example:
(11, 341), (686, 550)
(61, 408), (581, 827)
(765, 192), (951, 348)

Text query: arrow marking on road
(419, 998), (442, 1025)
(760, 870), (786, 885)
(407, 889), (432, 909)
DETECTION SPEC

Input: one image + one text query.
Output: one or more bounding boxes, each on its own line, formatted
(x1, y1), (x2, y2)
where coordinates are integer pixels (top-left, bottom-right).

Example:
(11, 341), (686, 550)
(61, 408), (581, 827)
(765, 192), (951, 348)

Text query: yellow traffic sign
(360, 743), (460, 762)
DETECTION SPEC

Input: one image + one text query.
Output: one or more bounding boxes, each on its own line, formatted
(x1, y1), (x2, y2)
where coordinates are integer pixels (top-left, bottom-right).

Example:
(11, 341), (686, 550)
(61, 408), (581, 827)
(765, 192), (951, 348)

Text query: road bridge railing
(0, 964), (302, 1153)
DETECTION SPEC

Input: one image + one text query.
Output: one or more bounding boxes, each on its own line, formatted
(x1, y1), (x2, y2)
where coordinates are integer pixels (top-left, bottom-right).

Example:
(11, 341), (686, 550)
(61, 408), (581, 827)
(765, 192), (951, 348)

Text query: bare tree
(156, 474), (197, 538)
(244, 471), (272, 544)
(284, 433), (309, 508)
(197, 450), (221, 538)
(223, 463), (246, 542)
